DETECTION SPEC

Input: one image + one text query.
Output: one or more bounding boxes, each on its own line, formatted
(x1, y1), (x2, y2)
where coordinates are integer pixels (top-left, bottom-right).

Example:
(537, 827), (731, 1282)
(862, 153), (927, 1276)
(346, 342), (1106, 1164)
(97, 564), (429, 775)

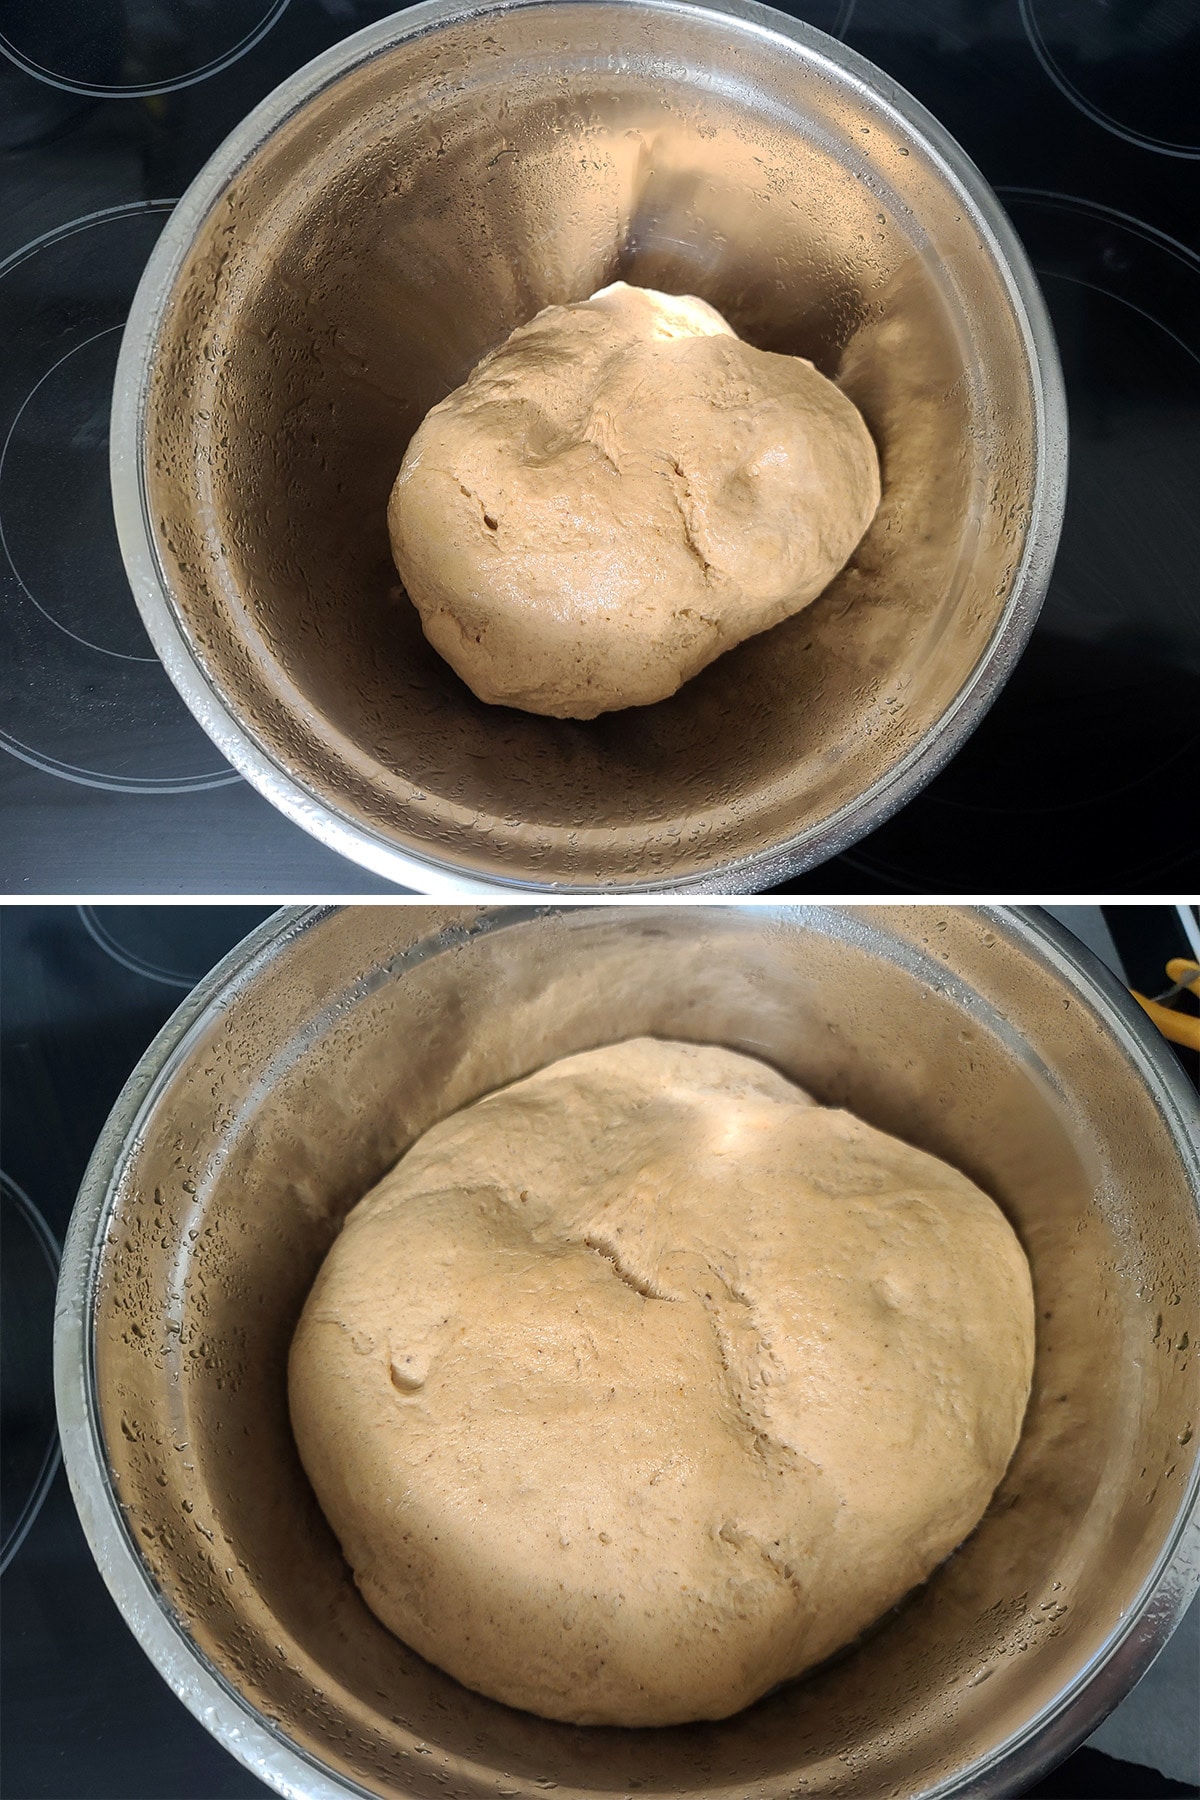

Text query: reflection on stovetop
(1, 0), (1196, 892)
(1, 905), (1197, 1800)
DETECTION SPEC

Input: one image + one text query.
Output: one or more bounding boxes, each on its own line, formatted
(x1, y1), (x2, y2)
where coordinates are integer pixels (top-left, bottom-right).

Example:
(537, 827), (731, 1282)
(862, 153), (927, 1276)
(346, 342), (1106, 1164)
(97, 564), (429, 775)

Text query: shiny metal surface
(58, 906), (1198, 1799)
(112, 0), (1067, 894)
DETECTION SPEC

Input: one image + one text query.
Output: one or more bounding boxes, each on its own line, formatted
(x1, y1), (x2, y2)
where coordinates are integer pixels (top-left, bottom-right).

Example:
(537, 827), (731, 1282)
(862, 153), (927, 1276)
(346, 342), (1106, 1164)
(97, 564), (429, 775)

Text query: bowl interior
(141, 3), (1044, 887)
(92, 906), (1198, 1799)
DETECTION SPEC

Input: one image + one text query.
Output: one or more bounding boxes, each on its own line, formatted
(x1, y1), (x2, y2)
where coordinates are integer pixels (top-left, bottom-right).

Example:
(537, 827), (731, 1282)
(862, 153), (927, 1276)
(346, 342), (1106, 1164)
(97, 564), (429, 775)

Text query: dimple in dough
(290, 1039), (1035, 1728)
(387, 284), (881, 719)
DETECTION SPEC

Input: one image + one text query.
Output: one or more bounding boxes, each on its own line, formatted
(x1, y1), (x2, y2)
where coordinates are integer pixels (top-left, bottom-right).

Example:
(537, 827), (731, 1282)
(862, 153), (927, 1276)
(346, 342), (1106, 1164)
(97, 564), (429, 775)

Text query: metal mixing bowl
(111, 0), (1067, 894)
(57, 905), (1198, 1799)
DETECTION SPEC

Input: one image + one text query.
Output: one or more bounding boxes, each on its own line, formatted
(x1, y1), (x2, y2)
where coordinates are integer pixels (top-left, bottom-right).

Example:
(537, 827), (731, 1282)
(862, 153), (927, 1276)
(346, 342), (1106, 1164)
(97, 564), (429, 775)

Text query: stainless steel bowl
(111, 0), (1067, 894)
(57, 905), (1198, 1799)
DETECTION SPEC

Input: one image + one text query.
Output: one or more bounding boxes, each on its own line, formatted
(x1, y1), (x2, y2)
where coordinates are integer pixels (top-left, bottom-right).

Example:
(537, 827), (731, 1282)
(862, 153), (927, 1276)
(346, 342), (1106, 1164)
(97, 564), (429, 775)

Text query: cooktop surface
(1, 0), (1197, 893)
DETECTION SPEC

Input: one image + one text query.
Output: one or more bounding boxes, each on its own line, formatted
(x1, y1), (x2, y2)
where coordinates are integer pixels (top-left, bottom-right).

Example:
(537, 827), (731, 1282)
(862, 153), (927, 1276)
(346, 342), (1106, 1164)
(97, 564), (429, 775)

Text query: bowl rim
(54, 903), (1200, 1800)
(109, 0), (1069, 896)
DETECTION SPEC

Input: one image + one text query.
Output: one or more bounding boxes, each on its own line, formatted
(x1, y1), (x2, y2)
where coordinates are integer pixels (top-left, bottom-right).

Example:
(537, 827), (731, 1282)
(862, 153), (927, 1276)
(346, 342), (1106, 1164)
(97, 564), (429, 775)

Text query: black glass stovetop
(1, 0), (1197, 894)
(2, 904), (1197, 1799)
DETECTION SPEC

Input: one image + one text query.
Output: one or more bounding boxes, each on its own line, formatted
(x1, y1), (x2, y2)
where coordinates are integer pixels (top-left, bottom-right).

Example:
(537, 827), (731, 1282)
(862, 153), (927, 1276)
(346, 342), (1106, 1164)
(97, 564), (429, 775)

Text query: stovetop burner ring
(0, 324), (156, 663)
(1018, 0), (1200, 160)
(0, 200), (242, 797)
(0, 1170), (61, 1575)
(0, 0), (292, 101)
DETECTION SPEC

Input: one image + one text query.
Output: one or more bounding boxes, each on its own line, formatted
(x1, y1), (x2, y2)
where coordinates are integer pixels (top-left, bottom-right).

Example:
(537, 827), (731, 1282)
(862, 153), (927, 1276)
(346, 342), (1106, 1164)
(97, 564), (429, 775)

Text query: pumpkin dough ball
(387, 284), (881, 718)
(289, 1038), (1034, 1728)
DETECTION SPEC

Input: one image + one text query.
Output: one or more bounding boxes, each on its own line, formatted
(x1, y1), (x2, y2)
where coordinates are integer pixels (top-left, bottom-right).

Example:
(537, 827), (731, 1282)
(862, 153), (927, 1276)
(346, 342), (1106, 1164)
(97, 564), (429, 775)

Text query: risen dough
(289, 1039), (1034, 1727)
(387, 284), (881, 718)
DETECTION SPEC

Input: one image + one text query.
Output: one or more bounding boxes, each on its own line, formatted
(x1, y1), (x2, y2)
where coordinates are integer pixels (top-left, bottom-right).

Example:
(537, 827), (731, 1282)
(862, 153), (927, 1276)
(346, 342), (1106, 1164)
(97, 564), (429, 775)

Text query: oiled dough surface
(387, 284), (881, 718)
(289, 1039), (1034, 1726)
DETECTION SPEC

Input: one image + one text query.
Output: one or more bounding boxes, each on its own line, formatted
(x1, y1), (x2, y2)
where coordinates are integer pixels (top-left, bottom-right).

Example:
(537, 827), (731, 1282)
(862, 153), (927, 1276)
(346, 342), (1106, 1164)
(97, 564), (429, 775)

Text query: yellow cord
(1165, 958), (1200, 996)
(1132, 984), (1200, 1052)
